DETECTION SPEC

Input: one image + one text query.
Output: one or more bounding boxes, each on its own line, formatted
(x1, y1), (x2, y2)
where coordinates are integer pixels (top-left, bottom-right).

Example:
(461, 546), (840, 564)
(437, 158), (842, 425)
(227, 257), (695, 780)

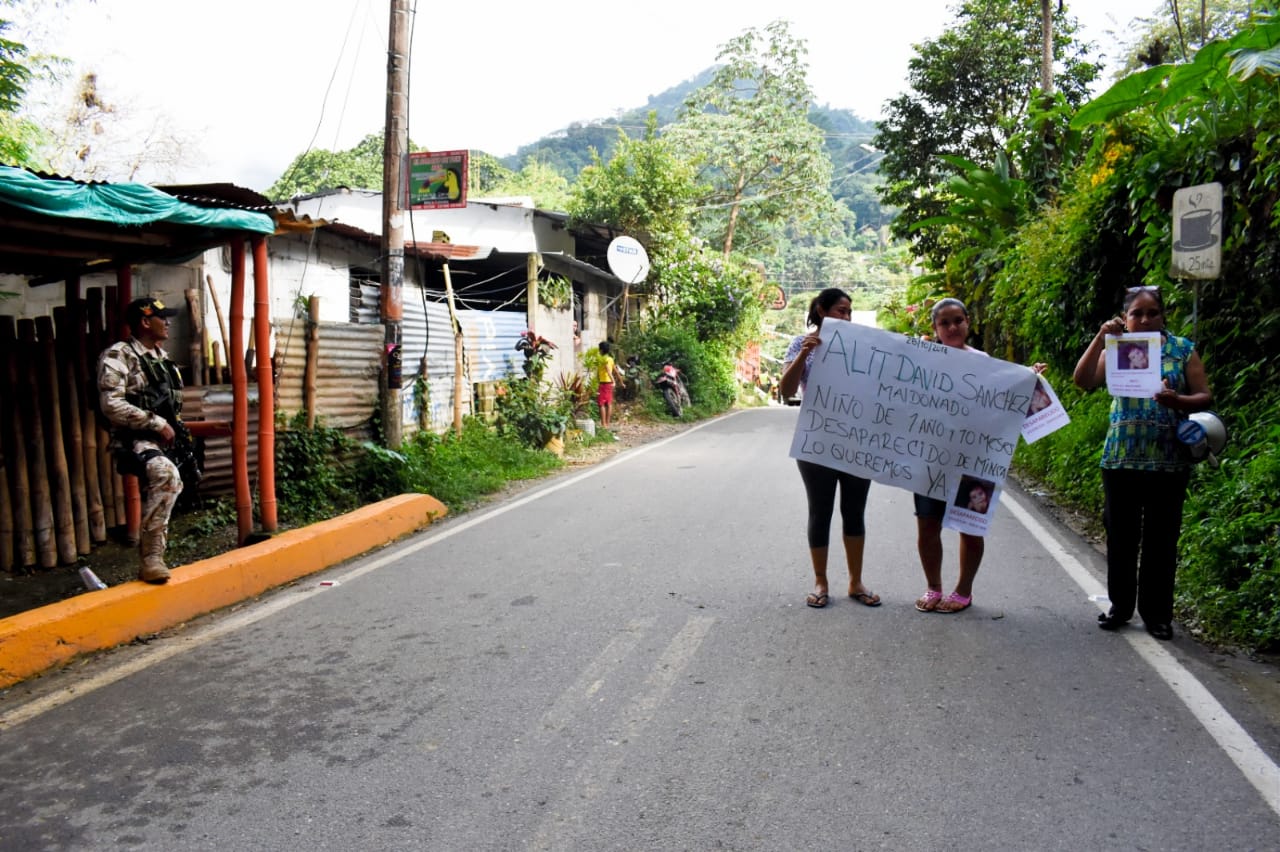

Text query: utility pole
(380, 0), (410, 449)
(1040, 0), (1055, 95)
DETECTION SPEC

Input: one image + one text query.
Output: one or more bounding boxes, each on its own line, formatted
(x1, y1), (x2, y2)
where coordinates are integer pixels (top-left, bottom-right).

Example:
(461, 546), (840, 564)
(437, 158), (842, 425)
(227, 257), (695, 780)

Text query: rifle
(121, 353), (202, 495)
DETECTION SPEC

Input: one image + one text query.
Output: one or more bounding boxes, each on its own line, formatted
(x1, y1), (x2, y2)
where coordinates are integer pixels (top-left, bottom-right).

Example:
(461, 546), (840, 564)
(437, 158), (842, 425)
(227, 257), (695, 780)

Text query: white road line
(0, 416), (731, 727)
(530, 615), (717, 850)
(1003, 491), (1280, 817)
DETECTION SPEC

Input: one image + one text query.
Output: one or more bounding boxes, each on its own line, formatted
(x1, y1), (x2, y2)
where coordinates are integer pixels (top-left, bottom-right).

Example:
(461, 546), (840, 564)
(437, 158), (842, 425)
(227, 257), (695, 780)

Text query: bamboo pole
(36, 316), (78, 564)
(113, 271), (140, 546)
(185, 287), (205, 387)
(252, 235), (277, 533)
(18, 320), (56, 569)
(74, 286), (106, 543)
(0, 447), (11, 573)
(52, 307), (91, 556)
(0, 317), (16, 571)
(1, 317), (35, 568)
(207, 273), (231, 384)
(86, 287), (117, 531)
(229, 239), (252, 543)
(210, 340), (225, 386)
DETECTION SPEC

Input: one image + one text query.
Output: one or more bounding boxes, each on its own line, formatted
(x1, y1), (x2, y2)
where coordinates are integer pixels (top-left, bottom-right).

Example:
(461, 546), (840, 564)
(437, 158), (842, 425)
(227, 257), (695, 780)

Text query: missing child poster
(788, 320), (1040, 536)
(1020, 375), (1070, 444)
(1105, 331), (1162, 398)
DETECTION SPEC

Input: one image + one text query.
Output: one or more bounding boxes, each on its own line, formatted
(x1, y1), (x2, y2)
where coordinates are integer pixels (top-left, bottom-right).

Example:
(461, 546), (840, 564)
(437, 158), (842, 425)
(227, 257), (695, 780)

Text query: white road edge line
(1003, 490), (1280, 817)
(0, 415), (733, 728)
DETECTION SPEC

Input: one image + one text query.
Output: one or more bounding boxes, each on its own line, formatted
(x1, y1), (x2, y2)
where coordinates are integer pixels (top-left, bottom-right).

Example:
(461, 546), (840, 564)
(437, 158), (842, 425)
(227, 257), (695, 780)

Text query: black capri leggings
(796, 459), (871, 547)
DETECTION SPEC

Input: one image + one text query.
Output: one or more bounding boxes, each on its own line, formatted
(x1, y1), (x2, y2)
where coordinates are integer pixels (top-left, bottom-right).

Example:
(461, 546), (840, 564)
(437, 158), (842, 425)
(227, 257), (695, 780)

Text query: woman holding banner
(780, 288), (880, 609)
(914, 298), (989, 614)
(1071, 285), (1212, 641)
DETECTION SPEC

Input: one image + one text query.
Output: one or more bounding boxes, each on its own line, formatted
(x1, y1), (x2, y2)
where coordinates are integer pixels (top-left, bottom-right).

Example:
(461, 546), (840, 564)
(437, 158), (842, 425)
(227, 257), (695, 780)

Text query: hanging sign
(1170, 182), (1222, 279)
(407, 150), (468, 209)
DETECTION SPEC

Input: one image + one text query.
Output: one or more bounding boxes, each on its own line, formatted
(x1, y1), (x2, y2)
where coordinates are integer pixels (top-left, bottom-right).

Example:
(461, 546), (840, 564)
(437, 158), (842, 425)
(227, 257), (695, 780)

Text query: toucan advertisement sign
(407, 150), (468, 209)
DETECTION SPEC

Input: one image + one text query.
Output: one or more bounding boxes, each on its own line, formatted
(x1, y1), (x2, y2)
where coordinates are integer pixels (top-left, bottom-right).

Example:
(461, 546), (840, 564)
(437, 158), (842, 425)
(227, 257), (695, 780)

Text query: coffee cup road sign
(1171, 182), (1222, 280)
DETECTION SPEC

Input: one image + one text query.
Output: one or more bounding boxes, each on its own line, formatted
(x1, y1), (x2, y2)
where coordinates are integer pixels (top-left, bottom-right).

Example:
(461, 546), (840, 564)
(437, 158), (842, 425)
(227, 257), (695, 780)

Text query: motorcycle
(653, 360), (691, 417)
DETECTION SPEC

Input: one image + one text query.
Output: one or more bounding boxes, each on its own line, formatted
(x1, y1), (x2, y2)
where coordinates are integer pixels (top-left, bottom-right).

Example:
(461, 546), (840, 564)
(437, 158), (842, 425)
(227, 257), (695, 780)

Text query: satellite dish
(606, 236), (650, 284)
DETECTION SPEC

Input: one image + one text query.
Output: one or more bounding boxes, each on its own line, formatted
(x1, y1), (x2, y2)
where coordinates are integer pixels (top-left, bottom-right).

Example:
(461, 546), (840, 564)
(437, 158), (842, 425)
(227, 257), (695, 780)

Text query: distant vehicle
(654, 360), (691, 417)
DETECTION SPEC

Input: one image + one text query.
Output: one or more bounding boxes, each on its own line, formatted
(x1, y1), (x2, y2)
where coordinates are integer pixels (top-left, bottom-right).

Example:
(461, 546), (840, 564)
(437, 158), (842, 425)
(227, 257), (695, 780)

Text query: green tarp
(0, 165), (275, 234)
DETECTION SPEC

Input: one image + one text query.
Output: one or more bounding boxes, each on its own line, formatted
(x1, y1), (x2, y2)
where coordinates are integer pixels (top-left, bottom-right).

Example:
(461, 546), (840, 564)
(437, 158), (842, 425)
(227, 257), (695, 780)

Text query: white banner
(788, 320), (1041, 535)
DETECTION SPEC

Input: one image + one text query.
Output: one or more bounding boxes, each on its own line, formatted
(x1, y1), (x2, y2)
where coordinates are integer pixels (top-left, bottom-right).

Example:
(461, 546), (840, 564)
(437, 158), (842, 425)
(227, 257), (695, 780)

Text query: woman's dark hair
(807, 288), (851, 328)
(1123, 285), (1164, 313)
(930, 297), (969, 324)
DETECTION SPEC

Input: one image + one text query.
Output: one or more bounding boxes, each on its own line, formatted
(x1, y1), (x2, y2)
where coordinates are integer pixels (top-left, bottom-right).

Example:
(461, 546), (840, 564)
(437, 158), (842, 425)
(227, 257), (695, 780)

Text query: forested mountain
(496, 67), (886, 235)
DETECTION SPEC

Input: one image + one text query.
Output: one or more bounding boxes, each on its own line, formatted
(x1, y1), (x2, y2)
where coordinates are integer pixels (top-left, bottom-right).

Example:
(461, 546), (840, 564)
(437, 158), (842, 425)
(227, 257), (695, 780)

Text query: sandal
(915, 589), (943, 612)
(849, 589), (882, 607)
(935, 592), (972, 614)
(806, 591), (830, 608)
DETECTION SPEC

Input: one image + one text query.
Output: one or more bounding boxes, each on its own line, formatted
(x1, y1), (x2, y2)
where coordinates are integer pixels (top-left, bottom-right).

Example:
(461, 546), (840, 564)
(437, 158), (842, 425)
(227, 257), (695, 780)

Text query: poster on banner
(1020, 376), (1070, 444)
(1105, 331), (1162, 398)
(788, 320), (1039, 535)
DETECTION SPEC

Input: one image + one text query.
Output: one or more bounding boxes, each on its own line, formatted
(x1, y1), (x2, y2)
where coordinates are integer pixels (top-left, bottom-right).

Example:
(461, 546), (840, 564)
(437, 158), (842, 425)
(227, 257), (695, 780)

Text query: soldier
(97, 297), (190, 584)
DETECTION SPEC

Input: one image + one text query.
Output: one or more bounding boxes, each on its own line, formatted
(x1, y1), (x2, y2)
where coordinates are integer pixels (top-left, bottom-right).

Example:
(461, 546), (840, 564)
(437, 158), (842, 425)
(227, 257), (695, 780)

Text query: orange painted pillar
(115, 266), (141, 544)
(252, 236), (277, 532)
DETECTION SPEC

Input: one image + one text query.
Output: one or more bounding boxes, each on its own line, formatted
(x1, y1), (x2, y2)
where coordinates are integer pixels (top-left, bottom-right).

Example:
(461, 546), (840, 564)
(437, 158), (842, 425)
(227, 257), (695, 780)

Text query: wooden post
(113, 270), (140, 546)
(35, 316), (77, 565)
(0, 447), (10, 573)
(526, 253), (540, 333)
(52, 308), (91, 556)
(185, 287), (205, 387)
(443, 263), (464, 437)
(86, 288), (117, 531)
(207, 274), (231, 384)
(304, 295), (320, 429)
(70, 283), (106, 543)
(0, 316), (31, 569)
(18, 320), (56, 568)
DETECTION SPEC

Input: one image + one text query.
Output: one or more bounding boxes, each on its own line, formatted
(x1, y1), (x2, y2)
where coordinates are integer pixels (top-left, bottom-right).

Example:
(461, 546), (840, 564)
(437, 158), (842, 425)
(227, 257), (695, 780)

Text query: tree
(667, 20), (840, 258)
(1, 5), (42, 167)
(567, 114), (701, 246)
(1115, 0), (1265, 72)
(267, 132), (390, 200)
(873, 0), (1100, 269)
(36, 71), (190, 181)
(477, 157), (571, 211)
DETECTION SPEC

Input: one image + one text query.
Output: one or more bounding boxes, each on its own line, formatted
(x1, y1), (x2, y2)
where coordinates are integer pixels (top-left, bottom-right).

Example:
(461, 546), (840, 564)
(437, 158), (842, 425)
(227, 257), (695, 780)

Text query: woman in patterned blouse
(1071, 286), (1213, 640)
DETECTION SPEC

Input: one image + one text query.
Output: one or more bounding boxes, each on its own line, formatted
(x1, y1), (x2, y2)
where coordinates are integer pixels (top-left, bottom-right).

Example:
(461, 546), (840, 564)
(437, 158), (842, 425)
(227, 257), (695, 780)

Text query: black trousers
(796, 460), (870, 548)
(1101, 467), (1191, 625)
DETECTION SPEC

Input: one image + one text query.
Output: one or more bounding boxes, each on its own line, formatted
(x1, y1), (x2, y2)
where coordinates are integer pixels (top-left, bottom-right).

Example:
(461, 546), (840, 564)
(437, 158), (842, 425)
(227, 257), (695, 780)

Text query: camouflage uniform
(98, 338), (183, 580)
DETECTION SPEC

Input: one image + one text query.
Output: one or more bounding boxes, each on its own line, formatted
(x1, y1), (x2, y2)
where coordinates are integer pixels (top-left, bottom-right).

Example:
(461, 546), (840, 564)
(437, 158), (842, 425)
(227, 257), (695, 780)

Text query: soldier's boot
(138, 532), (171, 584)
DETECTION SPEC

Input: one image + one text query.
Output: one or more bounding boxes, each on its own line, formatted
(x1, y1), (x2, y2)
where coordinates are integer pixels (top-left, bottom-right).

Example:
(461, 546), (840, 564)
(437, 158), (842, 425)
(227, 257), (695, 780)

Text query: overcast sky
(17, 0), (1161, 191)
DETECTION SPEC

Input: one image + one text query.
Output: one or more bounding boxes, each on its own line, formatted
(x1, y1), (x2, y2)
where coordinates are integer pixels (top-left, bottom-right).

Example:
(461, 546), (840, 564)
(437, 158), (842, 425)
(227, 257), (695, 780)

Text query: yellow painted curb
(0, 493), (447, 688)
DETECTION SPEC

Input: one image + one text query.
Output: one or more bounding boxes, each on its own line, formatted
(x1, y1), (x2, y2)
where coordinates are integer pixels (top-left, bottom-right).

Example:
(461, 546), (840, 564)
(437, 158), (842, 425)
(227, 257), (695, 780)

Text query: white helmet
(1176, 411), (1228, 465)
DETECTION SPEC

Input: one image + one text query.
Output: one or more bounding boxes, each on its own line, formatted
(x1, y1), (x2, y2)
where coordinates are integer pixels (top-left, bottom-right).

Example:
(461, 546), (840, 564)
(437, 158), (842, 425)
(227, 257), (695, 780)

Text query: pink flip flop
(915, 589), (943, 612)
(935, 592), (972, 614)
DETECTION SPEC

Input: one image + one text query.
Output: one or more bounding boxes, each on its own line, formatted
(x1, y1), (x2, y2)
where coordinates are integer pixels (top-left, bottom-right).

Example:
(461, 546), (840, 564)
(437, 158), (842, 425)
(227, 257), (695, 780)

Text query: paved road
(1, 408), (1277, 850)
